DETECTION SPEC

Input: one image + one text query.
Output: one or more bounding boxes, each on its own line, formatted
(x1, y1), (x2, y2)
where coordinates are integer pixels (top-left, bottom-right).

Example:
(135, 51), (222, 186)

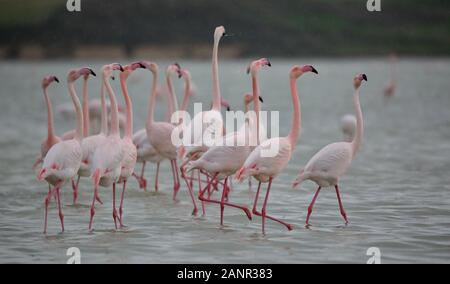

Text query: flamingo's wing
(304, 142), (353, 179)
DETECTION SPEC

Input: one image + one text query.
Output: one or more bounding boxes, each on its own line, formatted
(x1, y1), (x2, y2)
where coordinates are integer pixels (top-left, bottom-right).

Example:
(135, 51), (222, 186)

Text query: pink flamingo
(142, 61), (198, 214)
(293, 74), (367, 227)
(132, 66), (195, 192)
(89, 63), (125, 230)
(185, 58), (271, 226)
(116, 62), (144, 223)
(33, 75), (61, 169)
(236, 65), (318, 234)
(37, 67), (96, 234)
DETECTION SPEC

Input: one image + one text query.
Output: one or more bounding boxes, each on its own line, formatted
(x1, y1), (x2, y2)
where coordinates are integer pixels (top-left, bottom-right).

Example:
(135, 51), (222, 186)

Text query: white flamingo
(341, 114), (357, 142)
(37, 67), (95, 234)
(236, 65), (318, 234)
(116, 62), (144, 223)
(185, 58), (271, 225)
(89, 63), (125, 230)
(292, 74), (367, 227)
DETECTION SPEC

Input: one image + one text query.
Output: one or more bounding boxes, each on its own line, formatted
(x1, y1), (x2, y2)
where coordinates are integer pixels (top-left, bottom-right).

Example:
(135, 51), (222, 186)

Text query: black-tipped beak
(267, 60), (272, 67)
(138, 63), (146, 69)
(111, 76), (115, 81)
(259, 96), (264, 103)
(246, 66), (251, 75)
(89, 69), (97, 77)
(311, 67), (318, 74)
(54, 77), (60, 83)
(227, 106), (231, 111)
(362, 74), (368, 81)
(119, 65), (124, 72)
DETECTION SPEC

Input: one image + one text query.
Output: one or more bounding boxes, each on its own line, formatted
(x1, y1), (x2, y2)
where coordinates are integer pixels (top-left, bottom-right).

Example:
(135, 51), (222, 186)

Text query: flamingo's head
(354, 74), (368, 89)
(42, 75), (59, 89)
(121, 62), (145, 81)
(221, 98), (231, 112)
(244, 93), (264, 107)
(139, 61), (159, 75)
(247, 58), (271, 75)
(102, 63), (124, 81)
(290, 65), (318, 79)
(179, 69), (192, 81)
(68, 67), (96, 83)
(167, 63), (182, 78)
(214, 26), (227, 41)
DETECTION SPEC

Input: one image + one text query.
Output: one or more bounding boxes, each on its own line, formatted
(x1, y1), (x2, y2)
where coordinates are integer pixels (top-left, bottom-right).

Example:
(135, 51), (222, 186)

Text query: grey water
(0, 58), (449, 264)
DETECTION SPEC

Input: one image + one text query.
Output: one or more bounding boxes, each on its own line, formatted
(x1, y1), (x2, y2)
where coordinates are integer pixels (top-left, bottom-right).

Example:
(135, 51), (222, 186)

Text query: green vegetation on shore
(0, 0), (449, 58)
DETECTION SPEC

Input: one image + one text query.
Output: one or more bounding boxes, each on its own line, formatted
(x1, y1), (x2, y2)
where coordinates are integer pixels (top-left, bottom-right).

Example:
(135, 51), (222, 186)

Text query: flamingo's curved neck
(146, 70), (159, 126)
(351, 88), (364, 156)
(181, 76), (191, 112)
(120, 76), (133, 139)
(68, 82), (83, 142)
(82, 78), (90, 138)
(103, 74), (120, 137)
(244, 100), (250, 114)
(252, 75), (261, 144)
(166, 71), (179, 115)
(43, 88), (56, 140)
(288, 77), (301, 148)
(211, 36), (222, 111)
(100, 83), (108, 135)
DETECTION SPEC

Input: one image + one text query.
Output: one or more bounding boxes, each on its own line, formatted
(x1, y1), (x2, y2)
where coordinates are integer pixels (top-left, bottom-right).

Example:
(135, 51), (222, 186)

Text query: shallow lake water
(0, 58), (449, 263)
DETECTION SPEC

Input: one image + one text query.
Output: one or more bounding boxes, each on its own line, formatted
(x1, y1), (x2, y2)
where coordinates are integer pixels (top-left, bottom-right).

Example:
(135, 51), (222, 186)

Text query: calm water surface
(0, 59), (449, 263)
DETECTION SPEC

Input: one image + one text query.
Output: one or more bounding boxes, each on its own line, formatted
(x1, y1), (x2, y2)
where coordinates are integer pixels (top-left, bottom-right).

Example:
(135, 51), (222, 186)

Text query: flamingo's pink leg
(119, 180), (126, 227)
(133, 162), (147, 190)
(112, 183), (118, 230)
(89, 186), (99, 231)
(198, 170), (205, 216)
(252, 182), (262, 215)
(199, 174), (252, 221)
(306, 187), (321, 226)
(71, 175), (80, 205)
(154, 162), (160, 192)
(43, 187), (53, 234)
(335, 185), (348, 224)
(170, 160), (180, 201)
(190, 171), (194, 190)
(254, 178), (293, 233)
(55, 187), (64, 233)
(220, 177), (229, 226)
(181, 167), (198, 216)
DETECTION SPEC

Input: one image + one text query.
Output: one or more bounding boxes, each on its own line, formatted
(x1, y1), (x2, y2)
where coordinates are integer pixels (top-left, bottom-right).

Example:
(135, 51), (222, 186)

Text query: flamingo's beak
(37, 168), (47, 181)
(259, 96), (264, 103)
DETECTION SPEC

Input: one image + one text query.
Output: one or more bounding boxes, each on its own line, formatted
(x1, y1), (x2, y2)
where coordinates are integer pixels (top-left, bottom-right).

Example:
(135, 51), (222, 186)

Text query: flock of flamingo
(35, 26), (368, 235)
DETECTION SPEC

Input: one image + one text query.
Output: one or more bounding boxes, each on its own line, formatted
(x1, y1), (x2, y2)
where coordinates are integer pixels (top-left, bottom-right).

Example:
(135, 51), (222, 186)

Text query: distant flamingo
(90, 63), (125, 230)
(33, 75), (61, 169)
(384, 54), (397, 99)
(236, 65), (318, 234)
(341, 114), (357, 142)
(37, 67), (96, 234)
(116, 62), (144, 223)
(185, 58), (271, 226)
(293, 74), (367, 227)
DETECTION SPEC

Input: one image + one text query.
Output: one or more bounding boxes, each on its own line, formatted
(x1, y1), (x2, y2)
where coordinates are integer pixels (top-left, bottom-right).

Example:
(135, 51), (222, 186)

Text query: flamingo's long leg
(119, 180), (127, 227)
(89, 186), (99, 230)
(252, 182), (262, 214)
(199, 174), (252, 221)
(181, 167), (199, 216)
(253, 178), (293, 233)
(112, 183), (118, 230)
(198, 170), (205, 216)
(71, 175), (81, 205)
(154, 162), (160, 192)
(170, 160), (180, 201)
(335, 185), (348, 224)
(306, 186), (321, 226)
(219, 178), (228, 225)
(43, 187), (54, 234)
(55, 187), (65, 233)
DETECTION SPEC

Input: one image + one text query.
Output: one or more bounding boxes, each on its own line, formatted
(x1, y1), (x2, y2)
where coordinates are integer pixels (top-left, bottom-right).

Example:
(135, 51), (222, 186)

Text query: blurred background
(0, 0), (449, 59)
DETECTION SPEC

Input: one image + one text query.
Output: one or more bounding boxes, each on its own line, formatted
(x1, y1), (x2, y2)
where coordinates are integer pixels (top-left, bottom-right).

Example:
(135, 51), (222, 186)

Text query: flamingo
(341, 114), (357, 142)
(180, 26), (227, 164)
(37, 67), (96, 234)
(185, 58), (271, 226)
(236, 65), (318, 234)
(142, 61), (198, 214)
(33, 75), (61, 169)
(292, 74), (367, 227)
(132, 66), (195, 192)
(116, 62), (144, 223)
(89, 63), (125, 230)
(384, 54), (397, 99)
